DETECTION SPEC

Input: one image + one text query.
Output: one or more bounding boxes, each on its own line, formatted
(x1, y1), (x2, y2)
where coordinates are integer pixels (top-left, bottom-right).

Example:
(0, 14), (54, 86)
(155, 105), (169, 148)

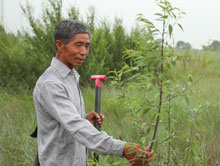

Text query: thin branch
(163, 76), (202, 103)
(149, 10), (166, 152)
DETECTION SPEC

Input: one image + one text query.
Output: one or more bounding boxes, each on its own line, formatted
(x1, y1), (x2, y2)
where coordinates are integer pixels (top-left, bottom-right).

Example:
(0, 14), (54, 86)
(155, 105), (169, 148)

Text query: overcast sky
(1, 0), (220, 49)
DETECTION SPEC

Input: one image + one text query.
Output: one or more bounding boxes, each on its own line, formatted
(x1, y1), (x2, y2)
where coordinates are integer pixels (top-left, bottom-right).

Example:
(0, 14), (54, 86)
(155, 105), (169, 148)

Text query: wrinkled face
(56, 33), (90, 69)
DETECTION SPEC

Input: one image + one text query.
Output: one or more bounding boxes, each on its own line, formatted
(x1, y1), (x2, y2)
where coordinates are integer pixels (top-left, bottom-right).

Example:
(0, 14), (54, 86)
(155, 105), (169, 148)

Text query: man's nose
(80, 46), (88, 56)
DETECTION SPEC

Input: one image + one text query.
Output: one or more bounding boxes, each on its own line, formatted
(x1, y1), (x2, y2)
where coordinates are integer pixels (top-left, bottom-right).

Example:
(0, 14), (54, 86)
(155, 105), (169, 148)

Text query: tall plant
(109, 0), (205, 165)
(135, 0), (185, 152)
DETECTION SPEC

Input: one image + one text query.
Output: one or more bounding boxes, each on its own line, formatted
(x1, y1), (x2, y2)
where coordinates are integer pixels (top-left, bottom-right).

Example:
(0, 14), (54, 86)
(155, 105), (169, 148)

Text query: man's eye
(76, 44), (81, 47)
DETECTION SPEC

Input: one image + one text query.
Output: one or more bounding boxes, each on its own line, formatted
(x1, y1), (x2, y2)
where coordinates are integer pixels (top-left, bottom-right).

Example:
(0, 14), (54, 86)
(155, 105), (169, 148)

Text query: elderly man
(33, 19), (153, 166)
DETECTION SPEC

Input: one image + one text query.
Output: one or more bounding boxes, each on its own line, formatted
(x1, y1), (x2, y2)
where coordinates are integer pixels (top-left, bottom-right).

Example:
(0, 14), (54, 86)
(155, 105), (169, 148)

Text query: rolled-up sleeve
(40, 81), (126, 157)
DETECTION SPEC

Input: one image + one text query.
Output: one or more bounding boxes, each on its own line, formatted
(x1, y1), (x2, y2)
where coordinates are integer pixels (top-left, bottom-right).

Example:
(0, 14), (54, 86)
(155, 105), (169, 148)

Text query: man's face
(56, 33), (90, 69)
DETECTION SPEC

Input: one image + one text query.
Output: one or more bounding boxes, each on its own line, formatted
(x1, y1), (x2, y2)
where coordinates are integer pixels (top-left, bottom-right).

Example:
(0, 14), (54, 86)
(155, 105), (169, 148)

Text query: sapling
(109, 0), (214, 165)
(109, 0), (199, 165)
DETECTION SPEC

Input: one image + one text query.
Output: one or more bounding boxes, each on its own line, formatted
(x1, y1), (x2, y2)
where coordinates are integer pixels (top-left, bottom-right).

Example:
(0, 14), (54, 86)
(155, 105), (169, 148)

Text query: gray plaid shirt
(33, 57), (125, 166)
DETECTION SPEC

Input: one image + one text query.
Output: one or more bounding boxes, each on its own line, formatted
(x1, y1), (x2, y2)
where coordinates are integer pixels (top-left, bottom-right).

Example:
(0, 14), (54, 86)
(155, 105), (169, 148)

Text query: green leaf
(162, 15), (168, 19)
(185, 96), (189, 105)
(153, 141), (159, 151)
(118, 72), (122, 80)
(142, 107), (151, 115)
(188, 74), (193, 83)
(190, 149), (195, 158)
(146, 127), (151, 135)
(171, 56), (177, 65)
(172, 12), (177, 19)
(178, 23), (184, 32)
(154, 13), (163, 17)
(168, 24), (173, 38)
(166, 63), (171, 69)
(158, 4), (166, 10)
(125, 73), (141, 82)
(146, 83), (153, 90)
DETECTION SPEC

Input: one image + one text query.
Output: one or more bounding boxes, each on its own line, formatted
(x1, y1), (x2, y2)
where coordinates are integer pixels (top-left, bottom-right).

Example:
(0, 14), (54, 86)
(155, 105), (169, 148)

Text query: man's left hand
(86, 111), (104, 128)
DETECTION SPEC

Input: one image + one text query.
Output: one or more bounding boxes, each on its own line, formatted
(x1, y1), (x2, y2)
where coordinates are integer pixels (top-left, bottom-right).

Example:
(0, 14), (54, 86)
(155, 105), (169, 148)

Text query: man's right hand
(123, 142), (154, 166)
(86, 111), (104, 128)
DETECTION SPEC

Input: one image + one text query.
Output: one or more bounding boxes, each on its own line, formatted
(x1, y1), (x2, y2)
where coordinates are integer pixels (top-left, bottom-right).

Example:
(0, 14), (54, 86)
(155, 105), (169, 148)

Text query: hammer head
(91, 75), (106, 87)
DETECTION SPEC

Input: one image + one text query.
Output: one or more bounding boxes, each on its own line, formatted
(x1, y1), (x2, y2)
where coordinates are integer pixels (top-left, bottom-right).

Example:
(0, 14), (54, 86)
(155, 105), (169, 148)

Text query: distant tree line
(202, 40), (220, 51)
(0, 0), (145, 90)
(176, 40), (220, 51)
(176, 41), (192, 50)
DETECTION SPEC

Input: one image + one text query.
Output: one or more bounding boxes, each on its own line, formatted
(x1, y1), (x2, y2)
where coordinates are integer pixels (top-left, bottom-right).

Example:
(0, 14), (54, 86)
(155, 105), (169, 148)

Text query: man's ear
(55, 40), (64, 52)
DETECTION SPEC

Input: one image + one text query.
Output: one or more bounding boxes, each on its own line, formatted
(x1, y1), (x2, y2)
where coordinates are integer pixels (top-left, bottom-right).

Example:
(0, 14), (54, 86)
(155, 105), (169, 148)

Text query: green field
(1, 0), (220, 165)
(0, 51), (220, 166)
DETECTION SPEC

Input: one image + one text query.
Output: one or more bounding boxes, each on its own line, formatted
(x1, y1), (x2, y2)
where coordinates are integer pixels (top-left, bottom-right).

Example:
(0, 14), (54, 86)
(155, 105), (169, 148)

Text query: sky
(1, 0), (220, 49)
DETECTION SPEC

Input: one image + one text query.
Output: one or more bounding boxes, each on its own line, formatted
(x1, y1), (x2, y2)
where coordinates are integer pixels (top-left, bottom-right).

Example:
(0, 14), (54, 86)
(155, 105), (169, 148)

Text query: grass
(0, 92), (36, 166)
(1, 50), (220, 165)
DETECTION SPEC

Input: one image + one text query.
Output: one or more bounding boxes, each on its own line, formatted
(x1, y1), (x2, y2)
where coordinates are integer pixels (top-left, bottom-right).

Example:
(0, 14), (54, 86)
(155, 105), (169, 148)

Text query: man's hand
(86, 111), (104, 128)
(123, 142), (154, 166)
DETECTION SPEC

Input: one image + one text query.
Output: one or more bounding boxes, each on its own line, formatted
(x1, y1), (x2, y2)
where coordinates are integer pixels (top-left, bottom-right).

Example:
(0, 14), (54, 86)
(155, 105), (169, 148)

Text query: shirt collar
(51, 57), (80, 80)
(72, 68), (80, 82)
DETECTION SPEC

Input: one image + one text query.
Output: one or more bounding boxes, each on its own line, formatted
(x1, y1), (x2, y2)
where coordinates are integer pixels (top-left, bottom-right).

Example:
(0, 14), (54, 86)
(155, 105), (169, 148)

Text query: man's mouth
(76, 58), (85, 64)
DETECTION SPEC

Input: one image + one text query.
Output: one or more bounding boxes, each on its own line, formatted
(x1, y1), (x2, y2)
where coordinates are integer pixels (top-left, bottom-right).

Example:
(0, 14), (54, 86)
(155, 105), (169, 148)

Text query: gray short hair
(54, 19), (91, 48)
